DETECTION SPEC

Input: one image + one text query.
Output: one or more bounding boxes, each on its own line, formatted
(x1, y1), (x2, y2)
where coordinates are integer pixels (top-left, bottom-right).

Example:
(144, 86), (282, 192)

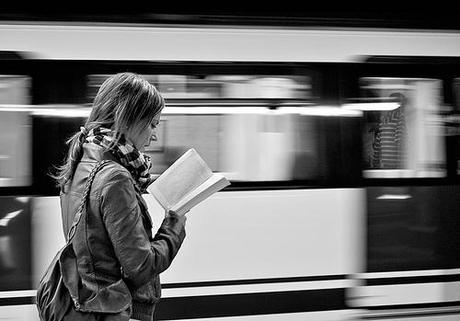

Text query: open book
(147, 148), (230, 216)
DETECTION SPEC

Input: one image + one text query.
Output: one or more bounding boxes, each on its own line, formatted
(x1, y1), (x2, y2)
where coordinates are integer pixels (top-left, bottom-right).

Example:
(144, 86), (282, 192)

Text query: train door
(347, 58), (460, 320)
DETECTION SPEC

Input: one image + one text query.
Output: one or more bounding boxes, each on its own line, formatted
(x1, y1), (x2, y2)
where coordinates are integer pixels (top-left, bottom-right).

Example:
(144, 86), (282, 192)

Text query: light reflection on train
(0, 22), (459, 321)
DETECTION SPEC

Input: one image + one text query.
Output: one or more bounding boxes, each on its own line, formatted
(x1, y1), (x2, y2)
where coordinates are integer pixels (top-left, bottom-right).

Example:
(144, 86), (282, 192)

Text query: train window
(358, 77), (446, 178)
(0, 196), (31, 290)
(453, 78), (460, 175)
(0, 76), (32, 187)
(203, 75), (310, 99)
(454, 79), (460, 111)
(85, 73), (329, 184)
(87, 74), (311, 101)
(0, 75), (31, 104)
(57, 72), (355, 187)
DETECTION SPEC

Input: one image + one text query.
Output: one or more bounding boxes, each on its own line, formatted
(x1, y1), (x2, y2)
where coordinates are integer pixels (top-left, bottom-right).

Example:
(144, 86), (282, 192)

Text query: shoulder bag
(36, 160), (111, 321)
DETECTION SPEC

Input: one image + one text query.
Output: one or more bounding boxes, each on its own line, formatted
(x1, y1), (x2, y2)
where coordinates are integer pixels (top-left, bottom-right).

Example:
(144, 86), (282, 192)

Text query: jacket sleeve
(100, 170), (186, 289)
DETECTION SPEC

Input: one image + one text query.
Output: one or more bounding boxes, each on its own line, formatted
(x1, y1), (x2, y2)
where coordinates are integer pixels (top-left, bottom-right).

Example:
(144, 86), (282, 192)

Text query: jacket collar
(80, 143), (145, 194)
(81, 142), (120, 164)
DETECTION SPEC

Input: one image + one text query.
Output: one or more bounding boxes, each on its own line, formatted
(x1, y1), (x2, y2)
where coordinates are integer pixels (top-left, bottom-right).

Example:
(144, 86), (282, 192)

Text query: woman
(53, 72), (186, 320)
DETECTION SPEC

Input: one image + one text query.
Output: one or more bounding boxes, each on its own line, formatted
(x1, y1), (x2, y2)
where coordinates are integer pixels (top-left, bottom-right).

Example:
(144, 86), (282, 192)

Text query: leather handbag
(36, 160), (111, 321)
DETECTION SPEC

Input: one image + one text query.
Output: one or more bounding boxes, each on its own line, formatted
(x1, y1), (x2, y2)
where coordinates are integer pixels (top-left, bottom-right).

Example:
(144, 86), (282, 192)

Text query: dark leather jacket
(60, 143), (186, 321)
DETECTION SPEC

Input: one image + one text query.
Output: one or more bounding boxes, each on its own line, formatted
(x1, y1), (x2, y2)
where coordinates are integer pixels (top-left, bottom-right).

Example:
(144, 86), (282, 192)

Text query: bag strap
(67, 160), (111, 242)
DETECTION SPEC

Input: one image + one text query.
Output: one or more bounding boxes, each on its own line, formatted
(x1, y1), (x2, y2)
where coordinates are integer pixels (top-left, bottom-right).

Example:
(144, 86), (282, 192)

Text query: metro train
(0, 20), (459, 321)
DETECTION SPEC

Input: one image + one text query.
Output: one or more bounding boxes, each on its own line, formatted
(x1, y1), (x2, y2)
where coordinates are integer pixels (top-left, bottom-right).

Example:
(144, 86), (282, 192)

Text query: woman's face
(126, 113), (161, 151)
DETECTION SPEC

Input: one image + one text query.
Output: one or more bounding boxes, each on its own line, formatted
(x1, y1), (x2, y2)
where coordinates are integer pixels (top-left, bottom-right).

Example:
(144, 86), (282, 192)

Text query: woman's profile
(52, 72), (186, 321)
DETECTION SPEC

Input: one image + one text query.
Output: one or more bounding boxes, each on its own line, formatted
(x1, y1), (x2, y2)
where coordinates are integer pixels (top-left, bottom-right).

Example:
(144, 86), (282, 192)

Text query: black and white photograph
(0, 7), (459, 321)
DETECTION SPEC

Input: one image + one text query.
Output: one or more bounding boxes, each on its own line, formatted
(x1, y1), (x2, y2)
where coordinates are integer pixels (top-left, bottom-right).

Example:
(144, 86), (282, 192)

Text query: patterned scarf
(84, 127), (154, 191)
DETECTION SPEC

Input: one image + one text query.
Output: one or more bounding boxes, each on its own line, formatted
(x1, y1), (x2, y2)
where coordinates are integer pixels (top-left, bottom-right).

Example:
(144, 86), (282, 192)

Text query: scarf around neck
(84, 127), (154, 191)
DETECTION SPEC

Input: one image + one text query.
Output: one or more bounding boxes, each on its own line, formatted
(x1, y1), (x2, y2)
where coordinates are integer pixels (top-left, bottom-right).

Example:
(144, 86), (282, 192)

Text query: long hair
(52, 72), (164, 190)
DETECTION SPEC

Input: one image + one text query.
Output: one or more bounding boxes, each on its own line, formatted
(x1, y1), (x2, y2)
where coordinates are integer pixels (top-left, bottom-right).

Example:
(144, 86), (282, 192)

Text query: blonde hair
(53, 72), (164, 189)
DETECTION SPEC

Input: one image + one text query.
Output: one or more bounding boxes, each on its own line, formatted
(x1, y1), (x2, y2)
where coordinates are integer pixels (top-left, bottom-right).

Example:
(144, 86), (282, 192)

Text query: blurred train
(0, 21), (460, 321)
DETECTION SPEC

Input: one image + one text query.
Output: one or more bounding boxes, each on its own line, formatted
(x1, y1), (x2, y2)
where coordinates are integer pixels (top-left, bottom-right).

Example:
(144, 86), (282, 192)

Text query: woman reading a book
(52, 72), (186, 321)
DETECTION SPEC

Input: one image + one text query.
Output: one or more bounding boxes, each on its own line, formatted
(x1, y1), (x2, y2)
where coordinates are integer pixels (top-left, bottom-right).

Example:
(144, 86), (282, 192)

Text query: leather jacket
(60, 143), (186, 321)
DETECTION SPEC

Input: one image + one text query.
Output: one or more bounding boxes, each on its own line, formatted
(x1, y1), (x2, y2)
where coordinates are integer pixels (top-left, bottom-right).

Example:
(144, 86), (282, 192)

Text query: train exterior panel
(2, 24), (460, 62)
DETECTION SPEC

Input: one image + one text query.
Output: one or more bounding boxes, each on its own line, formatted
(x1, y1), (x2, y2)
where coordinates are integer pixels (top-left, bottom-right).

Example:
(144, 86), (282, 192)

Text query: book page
(171, 173), (230, 216)
(148, 149), (213, 210)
